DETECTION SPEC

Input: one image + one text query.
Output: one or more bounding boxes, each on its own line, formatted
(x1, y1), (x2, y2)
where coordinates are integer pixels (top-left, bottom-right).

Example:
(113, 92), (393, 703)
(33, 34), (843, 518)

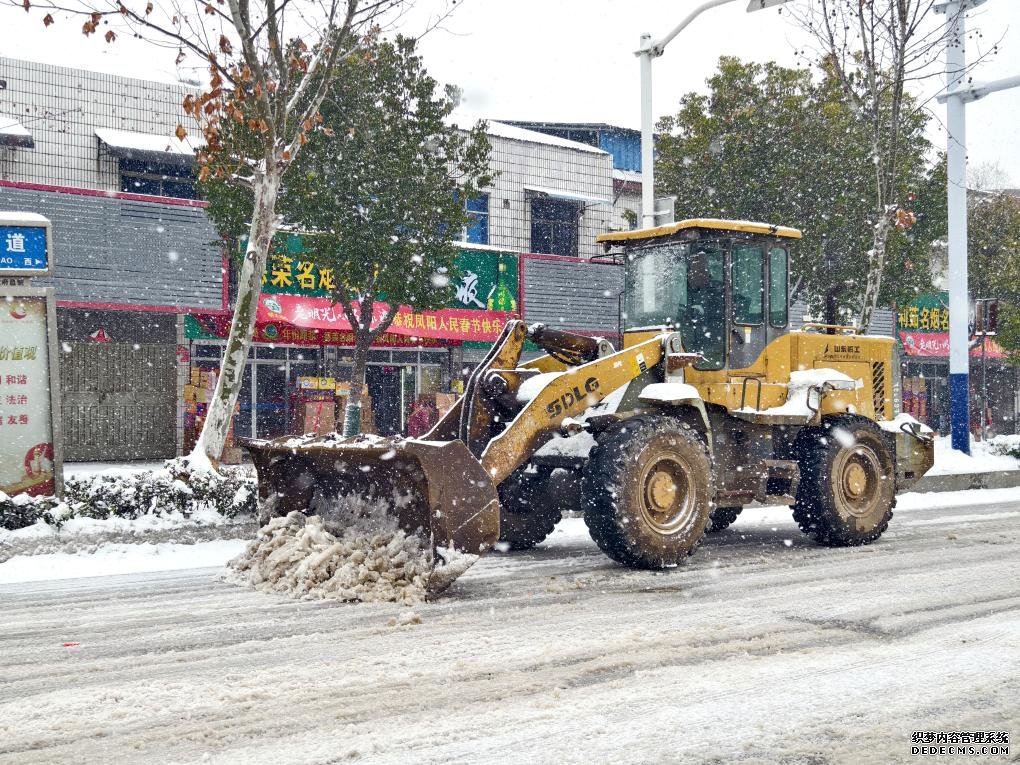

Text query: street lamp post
(637, 0), (791, 229)
(935, 0), (1019, 454)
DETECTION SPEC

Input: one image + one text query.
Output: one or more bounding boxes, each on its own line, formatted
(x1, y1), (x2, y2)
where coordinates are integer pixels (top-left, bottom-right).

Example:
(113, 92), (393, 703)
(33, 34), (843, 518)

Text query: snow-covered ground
(0, 539), (246, 584)
(3, 486), (1020, 586)
(1, 489), (1017, 763)
(929, 435), (1020, 475)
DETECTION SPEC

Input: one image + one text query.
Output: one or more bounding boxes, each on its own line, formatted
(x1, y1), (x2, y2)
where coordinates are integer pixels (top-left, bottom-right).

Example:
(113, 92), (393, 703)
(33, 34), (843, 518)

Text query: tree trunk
(342, 328), (373, 436)
(857, 212), (893, 333)
(192, 165), (282, 467)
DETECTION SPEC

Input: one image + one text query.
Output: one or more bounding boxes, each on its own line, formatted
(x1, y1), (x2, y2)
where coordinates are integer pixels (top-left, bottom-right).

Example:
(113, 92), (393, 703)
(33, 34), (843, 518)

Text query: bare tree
(968, 159), (1013, 192)
(14, 0), (409, 467)
(790, 0), (967, 329)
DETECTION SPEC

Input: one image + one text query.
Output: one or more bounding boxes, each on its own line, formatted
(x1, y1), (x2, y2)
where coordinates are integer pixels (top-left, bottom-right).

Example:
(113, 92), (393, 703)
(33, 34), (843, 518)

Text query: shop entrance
(254, 362), (288, 439)
(366, 365), (402, 435)
(189, 343), (449, 443)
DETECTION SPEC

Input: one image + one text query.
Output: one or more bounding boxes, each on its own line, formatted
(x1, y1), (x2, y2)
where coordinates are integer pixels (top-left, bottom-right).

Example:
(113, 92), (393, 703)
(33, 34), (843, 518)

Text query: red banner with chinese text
(257, 293), (512, 343)
(189, 312), (446, 348)
(899, 331), (1005, 359)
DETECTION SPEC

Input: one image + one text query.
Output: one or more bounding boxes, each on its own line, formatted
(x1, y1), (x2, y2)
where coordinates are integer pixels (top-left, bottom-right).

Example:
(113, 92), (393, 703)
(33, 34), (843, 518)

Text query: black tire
(793, 416), (896, 546)
(581, 415), (714, 568)
(497, 466), (563, 551)
(707, 506), (742, 532)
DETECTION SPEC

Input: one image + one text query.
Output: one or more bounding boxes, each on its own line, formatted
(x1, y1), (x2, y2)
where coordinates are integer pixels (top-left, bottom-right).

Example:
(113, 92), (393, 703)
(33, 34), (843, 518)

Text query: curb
(911, 470), (1020, 494)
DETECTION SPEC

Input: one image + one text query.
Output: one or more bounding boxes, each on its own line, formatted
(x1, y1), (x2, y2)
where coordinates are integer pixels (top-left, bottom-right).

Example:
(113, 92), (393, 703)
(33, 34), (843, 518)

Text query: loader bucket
(242, 434), (500, 596)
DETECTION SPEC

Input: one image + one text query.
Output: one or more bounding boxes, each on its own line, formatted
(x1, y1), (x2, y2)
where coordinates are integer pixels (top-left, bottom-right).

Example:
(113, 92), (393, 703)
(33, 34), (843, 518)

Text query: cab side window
(731, 245), (764, 325)
(769, 247), (789, 327)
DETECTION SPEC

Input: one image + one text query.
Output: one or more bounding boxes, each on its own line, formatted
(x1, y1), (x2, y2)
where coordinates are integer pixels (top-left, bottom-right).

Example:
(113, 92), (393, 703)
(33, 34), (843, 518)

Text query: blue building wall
(600, 130), (642, 173)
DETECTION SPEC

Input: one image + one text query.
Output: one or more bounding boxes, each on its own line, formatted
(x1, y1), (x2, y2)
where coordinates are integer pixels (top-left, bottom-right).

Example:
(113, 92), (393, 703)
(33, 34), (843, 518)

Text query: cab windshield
(624, 242), (725, 369)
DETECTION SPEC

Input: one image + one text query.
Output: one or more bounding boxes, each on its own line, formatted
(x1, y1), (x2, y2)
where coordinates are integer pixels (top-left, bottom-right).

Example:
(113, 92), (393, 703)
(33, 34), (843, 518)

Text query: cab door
(728, 243), (767, 370)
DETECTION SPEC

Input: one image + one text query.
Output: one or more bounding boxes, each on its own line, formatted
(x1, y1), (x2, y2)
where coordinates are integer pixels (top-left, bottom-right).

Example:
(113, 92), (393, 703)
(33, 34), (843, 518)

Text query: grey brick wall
(483, 127), (614, 261)
(0, 56), (199, 190)
(0, 185), (222, 310)
(522, 257), (624, 335)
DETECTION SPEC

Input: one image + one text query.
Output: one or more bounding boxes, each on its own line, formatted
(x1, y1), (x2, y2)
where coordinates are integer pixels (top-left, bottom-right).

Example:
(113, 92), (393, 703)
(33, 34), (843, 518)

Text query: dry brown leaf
(42, 13), (54, 26)
(175, 124), (187, 141)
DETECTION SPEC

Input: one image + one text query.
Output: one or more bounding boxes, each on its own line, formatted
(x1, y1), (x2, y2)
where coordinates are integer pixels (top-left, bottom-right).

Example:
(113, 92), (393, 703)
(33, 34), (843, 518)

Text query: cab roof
(596, 218), (803, 244)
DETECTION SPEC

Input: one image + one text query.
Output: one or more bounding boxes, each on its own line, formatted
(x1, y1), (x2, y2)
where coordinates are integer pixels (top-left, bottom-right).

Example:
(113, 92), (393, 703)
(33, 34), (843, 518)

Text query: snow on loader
(245, 219), (934, 594)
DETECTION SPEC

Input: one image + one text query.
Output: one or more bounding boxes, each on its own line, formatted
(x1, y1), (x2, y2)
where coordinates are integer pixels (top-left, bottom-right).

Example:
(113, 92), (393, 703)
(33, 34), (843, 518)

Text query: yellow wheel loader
(245, 219), (935, 594)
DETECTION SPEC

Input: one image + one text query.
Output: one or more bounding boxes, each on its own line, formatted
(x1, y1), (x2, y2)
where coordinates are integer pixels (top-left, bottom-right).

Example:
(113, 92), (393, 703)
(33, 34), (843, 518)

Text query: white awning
(0, 117), (34, 149)
(523, 184), (612, 206)
(95, 127), (198, 166)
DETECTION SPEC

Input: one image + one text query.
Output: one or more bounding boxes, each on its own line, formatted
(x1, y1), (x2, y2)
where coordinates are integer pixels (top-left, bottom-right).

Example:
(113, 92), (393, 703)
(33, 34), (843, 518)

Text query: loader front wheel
(497, 466), (563, 551)
(793, 416), (895, 546)
(582, 416), (714, 568)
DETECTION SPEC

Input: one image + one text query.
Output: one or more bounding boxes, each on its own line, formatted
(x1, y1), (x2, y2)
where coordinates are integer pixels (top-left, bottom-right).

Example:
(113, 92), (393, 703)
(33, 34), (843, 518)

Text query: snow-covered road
(2, 496), (1018, 764)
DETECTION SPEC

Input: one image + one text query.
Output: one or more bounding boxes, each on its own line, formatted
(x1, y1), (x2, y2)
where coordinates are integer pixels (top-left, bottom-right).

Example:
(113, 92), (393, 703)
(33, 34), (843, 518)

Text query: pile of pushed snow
(226, 500), (477, 605)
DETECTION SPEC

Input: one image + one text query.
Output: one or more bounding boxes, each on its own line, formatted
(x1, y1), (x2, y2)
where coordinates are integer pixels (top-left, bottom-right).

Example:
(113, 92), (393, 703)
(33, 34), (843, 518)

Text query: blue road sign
(0, 225), (49, 273)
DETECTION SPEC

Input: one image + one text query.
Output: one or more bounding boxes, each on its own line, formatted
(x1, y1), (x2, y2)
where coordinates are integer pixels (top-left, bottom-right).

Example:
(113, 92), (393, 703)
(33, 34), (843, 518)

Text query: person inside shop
(406, 394), (440, 438)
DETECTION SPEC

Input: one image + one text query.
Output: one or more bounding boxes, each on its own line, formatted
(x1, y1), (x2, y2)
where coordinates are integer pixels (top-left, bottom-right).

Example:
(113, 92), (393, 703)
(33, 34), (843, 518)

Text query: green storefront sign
(897, 292), (950, 333)
(244, 233), (519, 311)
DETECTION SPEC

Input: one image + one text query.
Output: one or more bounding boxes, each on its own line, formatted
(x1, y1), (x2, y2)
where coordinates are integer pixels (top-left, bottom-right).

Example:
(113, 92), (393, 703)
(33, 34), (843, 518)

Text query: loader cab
(597, 220), (802, 371)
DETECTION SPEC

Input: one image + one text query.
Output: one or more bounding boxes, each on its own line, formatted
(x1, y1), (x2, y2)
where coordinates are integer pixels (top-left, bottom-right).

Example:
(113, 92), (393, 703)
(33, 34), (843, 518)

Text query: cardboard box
(190, 368), (201, 386)
(318, 377), (335, 391)
(298, 376), (320, 390)
(301, 400), (336, 435)
(335, 381), (369, 395)
(435, 392), (458, 417)
(195, 388), (208, 404)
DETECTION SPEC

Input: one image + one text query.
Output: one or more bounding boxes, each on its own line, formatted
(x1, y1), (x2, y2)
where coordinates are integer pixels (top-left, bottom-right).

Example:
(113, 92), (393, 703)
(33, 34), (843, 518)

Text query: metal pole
(636, 0), (788, 230)
(981, 325), (987, 441)
(944, 0), (970, 454)
(639, 33), (656, 229)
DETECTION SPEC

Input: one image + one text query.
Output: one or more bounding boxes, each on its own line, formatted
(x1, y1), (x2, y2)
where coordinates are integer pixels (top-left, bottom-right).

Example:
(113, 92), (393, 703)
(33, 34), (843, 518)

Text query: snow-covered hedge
(987, 434), (1020, 461)
(0, 457), (257, 531)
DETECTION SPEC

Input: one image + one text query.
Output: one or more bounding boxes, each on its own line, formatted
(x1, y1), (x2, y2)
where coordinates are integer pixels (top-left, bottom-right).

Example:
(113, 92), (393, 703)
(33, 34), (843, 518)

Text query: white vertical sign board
(0, 212), (62, 498)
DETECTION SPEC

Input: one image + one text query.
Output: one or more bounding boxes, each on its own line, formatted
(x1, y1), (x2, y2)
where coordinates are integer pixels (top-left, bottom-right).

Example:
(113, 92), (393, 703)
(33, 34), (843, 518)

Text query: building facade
(504, 121), (645, 234)
(1, 57), (626, 459)
(1, 57), (218, 461)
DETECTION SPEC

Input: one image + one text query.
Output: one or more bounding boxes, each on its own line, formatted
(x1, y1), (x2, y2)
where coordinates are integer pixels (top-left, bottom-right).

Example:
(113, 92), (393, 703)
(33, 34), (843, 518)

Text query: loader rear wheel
(707, 506), (742, 532)
(793, 416), (895, 546)
(497, 466), (563, 551)
(582, 416), (714, 568)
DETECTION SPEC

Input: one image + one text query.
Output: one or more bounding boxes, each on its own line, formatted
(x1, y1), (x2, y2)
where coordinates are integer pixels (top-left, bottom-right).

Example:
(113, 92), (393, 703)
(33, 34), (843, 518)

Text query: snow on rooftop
(95, 127), (199, 156)
(0, 116), (34, 148)
(613, 169), (643, 184)
(447, 112), (606, 155)
(0, 211), (50, 225)
(0, 117), (31, 137)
